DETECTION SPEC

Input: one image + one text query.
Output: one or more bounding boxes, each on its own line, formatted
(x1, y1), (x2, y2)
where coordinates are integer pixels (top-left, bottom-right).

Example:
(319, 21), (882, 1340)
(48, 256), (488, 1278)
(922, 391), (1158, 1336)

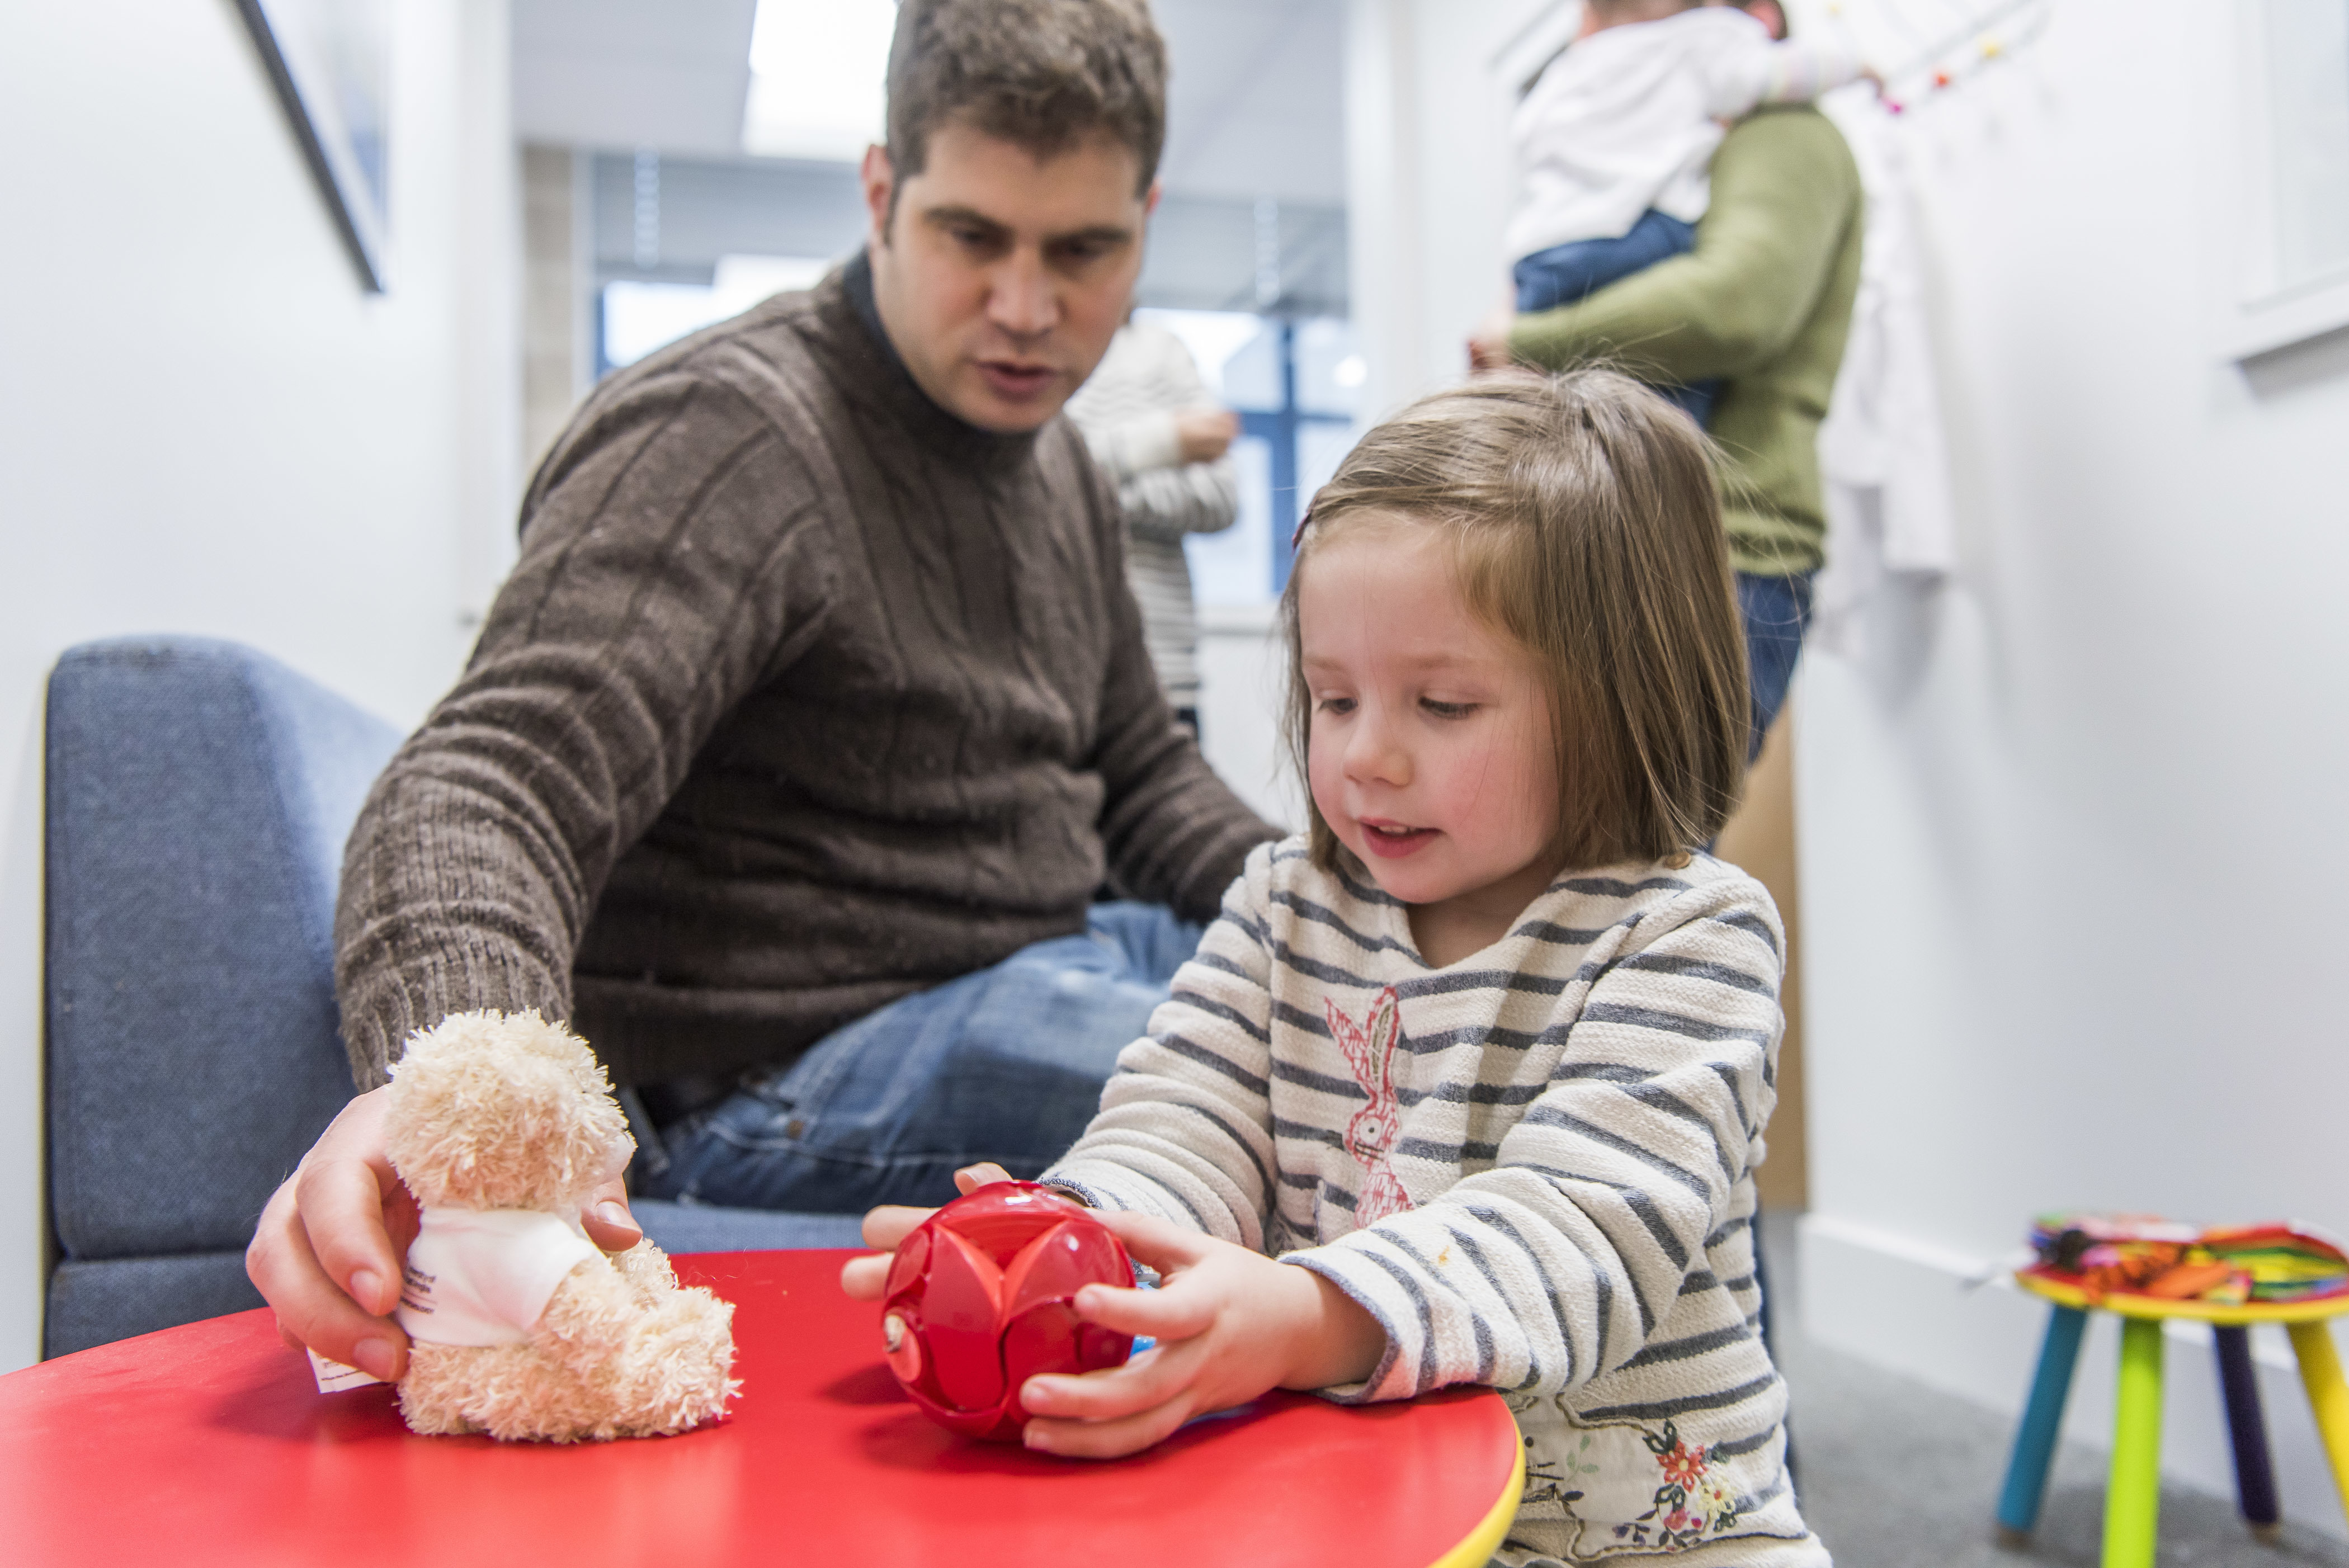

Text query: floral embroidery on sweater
(1515, 1398), (1760, 1561)
(1325, 986), (1412, 1225)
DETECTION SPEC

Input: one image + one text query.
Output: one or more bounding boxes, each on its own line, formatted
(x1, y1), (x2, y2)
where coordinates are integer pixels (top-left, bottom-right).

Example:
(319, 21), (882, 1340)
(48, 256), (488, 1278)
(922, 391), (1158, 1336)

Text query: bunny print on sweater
(1326, 988), (1412, 1226)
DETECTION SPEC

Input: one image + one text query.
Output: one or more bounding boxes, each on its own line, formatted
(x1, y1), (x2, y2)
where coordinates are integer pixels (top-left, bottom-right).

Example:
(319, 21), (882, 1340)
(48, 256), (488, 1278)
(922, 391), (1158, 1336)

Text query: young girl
(845, 370), (1820, 1566)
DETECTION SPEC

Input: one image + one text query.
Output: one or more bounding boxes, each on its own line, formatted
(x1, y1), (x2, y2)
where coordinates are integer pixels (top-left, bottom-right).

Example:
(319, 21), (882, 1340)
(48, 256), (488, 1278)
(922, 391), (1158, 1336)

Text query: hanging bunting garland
(1822, 0), (2058, 114)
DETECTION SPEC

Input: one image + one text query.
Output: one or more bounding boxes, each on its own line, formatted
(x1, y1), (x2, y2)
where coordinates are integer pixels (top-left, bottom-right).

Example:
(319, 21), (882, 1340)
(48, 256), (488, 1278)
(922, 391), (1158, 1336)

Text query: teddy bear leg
(397, 1345), (526, 1438)
(535, 1261), (738, 1439)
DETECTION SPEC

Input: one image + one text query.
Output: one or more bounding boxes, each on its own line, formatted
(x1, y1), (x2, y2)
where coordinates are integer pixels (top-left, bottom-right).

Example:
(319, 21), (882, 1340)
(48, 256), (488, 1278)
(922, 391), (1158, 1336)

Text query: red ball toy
(879, 1182), (1136, 1441)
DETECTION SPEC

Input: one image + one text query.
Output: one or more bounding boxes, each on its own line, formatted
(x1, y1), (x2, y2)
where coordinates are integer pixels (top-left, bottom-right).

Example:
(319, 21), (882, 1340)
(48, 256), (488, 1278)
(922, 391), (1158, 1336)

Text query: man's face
(862, 120), (1156, 433)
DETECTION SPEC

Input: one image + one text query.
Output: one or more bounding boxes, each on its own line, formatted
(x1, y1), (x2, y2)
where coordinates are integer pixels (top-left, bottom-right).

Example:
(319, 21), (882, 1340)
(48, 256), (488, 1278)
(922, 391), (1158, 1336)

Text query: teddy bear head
(383, 1009), (635, 1212)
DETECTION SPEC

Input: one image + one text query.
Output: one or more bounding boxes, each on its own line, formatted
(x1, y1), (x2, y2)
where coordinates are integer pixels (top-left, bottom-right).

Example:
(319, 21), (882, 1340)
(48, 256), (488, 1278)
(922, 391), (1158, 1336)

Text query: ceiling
(511, 0), (1347, 206)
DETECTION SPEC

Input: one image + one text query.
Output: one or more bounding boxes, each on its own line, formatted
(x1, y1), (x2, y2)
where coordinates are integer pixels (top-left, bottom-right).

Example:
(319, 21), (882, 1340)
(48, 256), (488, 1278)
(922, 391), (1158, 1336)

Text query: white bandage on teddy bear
(397, 1208), (603, 1347)
(383, 1009), (738, 1442)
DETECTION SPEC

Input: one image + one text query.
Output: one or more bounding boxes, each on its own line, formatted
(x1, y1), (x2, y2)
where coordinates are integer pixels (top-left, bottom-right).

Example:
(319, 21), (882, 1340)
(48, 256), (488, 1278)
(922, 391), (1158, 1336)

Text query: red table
(1, 1250), (1523, 1567)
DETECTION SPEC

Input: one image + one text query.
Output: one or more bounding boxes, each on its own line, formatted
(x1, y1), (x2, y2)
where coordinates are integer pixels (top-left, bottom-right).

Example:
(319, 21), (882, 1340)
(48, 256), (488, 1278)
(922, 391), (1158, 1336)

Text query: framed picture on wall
(2219, 0), (2349, 358)
(234, 0), (394, 292)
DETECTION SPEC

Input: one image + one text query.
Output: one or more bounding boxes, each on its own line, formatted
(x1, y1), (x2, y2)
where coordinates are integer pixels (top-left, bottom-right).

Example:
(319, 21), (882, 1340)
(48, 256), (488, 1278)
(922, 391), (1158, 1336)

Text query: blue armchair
(43, 637), (861, 1359)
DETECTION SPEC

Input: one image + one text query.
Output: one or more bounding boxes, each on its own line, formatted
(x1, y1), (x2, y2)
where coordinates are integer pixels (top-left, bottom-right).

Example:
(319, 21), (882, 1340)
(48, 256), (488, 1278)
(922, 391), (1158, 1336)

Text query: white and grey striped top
(1047, 839), (1826, 1567)
(1063, 321), (1239, 709)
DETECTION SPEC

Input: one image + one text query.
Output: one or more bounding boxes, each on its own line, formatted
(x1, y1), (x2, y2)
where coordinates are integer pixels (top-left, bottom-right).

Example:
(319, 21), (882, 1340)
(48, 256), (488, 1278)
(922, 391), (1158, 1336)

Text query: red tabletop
(1, 1249), (1522, 1567)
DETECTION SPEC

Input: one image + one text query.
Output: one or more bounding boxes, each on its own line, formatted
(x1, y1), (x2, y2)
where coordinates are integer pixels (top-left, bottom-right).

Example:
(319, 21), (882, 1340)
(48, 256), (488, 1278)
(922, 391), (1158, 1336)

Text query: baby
(1504, 0), (1875, 423)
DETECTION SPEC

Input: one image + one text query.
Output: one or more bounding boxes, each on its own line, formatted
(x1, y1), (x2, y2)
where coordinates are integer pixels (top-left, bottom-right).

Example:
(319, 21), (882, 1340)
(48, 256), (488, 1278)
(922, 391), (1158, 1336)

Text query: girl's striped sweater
(1046, 838), (1828, 1566)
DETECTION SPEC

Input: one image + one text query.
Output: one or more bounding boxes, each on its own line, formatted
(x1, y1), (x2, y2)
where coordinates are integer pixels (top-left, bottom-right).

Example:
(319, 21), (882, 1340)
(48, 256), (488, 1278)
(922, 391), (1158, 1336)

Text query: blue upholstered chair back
(44, 637), (874, 1358)
(44, 637), (399, 1357)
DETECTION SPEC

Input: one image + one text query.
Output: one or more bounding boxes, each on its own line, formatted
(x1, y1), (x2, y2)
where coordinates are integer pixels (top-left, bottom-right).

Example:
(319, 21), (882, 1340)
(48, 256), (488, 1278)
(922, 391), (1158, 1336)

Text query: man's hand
(1173, 408), (1239, 465)
(1467, 307), (1518, 374)
(245, 1083), (643, 1381)
(839, 1161), (1017, 1301)
(1014, 1211), (1386, 1459)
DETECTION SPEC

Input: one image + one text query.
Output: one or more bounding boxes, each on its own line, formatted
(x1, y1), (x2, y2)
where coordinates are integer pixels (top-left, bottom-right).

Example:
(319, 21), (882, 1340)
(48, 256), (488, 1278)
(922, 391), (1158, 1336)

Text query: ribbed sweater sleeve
(332, 372), (829, 1085)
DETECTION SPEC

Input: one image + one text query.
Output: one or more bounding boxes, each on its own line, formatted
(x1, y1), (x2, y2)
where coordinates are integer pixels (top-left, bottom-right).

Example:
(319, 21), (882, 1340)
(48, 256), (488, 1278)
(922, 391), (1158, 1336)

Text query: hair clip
(1289, 505), (1314, 551)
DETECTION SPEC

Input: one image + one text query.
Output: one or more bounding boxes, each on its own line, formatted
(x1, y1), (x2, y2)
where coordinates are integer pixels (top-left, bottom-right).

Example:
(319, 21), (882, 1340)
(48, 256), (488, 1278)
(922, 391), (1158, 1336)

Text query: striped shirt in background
(1063, 320), (1239, 710)
(1046, 840), (1827, 1567)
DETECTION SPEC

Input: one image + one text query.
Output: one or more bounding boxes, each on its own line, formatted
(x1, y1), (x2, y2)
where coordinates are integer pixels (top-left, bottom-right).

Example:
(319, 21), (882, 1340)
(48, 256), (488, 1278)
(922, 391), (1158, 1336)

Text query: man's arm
(1504, 110), (1861, 386)
(257, 365), (830, 1381)
(333, 369), (832, 1085)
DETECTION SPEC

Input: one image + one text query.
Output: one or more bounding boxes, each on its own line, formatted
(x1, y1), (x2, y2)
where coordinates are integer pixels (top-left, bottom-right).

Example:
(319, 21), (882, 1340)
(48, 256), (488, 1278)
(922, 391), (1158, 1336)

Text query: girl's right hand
(838, 1161), (1015, 1300)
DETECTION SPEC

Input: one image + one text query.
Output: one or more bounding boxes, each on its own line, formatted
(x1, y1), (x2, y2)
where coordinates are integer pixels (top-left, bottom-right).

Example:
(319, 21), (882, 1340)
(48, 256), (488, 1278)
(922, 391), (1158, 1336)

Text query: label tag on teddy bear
(306, 1348), (386, 1393)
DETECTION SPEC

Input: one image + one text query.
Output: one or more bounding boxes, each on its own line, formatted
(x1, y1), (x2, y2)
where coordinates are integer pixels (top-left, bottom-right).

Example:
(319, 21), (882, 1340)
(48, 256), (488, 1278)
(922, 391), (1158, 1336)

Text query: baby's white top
(1505, 6), (1865, 265)
(395, 1207), (601, 1347)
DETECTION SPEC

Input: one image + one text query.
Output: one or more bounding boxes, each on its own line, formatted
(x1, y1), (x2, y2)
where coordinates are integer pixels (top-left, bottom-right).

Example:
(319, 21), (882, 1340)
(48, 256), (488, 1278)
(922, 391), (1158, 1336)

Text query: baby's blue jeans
(639, 903), (1202, 1215)
(1514, 209), (1719, 427)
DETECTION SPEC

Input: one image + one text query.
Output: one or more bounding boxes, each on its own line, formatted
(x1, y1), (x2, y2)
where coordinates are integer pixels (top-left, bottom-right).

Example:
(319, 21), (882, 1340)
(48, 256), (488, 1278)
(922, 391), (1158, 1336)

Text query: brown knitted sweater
(333, 256), (1279, 1090)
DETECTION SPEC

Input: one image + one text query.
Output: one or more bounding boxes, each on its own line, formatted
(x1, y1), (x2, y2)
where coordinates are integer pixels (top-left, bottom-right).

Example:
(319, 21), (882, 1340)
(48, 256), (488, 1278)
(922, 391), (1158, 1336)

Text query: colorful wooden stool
(1997, 1268), (2349, 1567)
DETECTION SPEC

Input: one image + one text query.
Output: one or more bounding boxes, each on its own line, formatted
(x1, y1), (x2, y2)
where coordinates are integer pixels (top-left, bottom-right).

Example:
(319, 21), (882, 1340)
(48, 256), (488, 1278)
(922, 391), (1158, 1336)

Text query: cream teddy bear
(382, 1008), (738, 1442)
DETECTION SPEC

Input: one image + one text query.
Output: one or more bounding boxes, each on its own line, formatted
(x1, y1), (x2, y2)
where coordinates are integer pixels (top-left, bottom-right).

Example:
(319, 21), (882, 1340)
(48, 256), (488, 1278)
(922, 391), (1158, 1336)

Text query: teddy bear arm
(610, 1238), (680, 1303)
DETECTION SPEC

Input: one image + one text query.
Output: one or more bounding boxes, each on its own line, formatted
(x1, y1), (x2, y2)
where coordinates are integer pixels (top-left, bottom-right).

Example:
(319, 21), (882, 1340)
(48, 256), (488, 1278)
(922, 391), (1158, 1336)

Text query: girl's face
(1299, 518), (1563, 936)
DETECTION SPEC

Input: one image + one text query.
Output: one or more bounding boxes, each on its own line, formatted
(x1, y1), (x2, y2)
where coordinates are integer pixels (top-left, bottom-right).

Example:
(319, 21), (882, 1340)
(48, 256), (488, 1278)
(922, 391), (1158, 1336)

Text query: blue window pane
(1293, 318), (1366, 419)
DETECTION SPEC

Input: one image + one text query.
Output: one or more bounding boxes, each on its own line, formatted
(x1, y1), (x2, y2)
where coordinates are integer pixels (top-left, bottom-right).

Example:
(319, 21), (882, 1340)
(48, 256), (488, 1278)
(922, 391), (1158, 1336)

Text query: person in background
(1064, 314), (1240, 739)
(248, 0), (1280, 1390)
(1475, 0), (1864, 758)
(1502, 0), (1873, 429)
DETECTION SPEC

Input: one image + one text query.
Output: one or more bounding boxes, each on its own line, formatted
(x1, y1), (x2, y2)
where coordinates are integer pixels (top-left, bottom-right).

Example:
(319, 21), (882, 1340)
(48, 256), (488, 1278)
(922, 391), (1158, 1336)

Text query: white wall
(1196, 604), (1305, 833)
(1344, 0), (1553, 423)
(0, 0), (519, 1372)
(1793, 0), (2349, 1535)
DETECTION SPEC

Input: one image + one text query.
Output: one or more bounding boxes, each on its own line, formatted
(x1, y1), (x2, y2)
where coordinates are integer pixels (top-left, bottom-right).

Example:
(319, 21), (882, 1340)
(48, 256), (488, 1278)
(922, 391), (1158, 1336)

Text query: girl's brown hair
(1284, 369), (1749, 873)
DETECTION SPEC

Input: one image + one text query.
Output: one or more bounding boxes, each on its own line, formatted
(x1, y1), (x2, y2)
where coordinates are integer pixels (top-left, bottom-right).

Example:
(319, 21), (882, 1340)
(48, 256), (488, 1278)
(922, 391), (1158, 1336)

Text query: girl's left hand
(1015, 1210), (1387, 1459)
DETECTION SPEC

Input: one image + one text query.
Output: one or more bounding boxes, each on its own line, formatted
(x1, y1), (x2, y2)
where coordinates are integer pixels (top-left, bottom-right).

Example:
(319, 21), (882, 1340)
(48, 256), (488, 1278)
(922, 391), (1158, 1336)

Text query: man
(251, 0), (1276, 1385)
(1472, 0), (1864, 756)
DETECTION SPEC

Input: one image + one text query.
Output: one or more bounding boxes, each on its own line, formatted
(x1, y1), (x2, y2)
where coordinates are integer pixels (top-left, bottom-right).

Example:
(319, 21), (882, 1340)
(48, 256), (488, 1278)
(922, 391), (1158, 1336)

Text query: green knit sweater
(1508, 107), (1864, 577)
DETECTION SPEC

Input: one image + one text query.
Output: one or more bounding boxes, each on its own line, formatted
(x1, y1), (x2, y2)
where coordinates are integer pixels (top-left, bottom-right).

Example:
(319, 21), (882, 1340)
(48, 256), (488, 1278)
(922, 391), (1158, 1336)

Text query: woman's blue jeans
(639, 903), (1202, 1215)
(1738, 570), (1816, 761)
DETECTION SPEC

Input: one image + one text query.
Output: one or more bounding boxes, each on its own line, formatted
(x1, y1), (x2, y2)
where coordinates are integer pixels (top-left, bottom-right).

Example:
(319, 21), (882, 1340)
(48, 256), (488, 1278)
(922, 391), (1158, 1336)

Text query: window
(1139, 309), (1361, 606)
(597, 255), (830, 374)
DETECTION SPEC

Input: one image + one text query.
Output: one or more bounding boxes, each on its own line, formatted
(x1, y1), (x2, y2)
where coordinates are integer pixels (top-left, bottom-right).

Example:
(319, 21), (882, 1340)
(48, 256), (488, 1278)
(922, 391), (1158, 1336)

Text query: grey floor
(1756, 1213), (2349, 1568)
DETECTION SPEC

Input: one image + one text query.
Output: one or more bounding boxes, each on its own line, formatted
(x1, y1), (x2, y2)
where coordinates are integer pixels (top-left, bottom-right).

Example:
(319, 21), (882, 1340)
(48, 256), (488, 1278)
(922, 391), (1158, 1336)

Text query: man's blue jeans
(1515, 210), (1719, 427)
(639, 903), (1203, 1214)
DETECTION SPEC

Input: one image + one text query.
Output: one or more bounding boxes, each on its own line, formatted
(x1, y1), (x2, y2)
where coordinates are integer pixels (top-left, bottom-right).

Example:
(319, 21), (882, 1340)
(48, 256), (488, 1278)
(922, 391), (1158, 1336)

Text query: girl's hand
(1015, 1210), (1387, 1460)
(838, 1162), (1016, 1300)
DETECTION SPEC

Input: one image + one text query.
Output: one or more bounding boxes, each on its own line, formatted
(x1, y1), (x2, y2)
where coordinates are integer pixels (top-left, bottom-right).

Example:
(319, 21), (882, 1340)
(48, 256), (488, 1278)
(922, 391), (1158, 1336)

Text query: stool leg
(2102, 1317), (2164, 1568)
(1998, 1305), (2088, 1538)
(2288, 1320), (2349, 1529)
(2213, 1325), (2281, 1537)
